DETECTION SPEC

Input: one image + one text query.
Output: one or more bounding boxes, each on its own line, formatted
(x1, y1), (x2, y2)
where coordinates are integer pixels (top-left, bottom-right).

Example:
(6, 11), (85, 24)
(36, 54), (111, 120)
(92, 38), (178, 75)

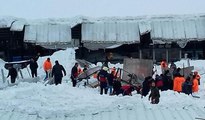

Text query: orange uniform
(43, 60), (52, 71)
(192, 78), (199, 93)
(173, 76), (185, 92)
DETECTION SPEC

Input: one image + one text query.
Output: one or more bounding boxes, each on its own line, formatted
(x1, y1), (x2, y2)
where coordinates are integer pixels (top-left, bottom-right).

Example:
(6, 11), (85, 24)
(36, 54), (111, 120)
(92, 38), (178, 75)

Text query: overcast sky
(0, 0), (205, 19)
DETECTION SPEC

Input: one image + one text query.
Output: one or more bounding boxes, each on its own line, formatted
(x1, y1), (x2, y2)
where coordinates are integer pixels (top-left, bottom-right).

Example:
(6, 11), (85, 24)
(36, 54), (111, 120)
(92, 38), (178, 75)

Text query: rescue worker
(141, 76), (152, 97)
(113, 77), (122, 95)
(97, 67), (109, 95)
(193, 71), (201, 85)
(120, 85), (134, 96)
(71, 63), (79, 87)
(7, 65), (18, 83)
(182, 76), (192, 95)
(43, 58), (52, 80)
(52, 60), (66, 85)
(29, 58), (38, 78)
(149, 81), (160, 104)
(192, 74), (199, 93)
(160, 59), (168, 74)
(173, 74), (185, 93)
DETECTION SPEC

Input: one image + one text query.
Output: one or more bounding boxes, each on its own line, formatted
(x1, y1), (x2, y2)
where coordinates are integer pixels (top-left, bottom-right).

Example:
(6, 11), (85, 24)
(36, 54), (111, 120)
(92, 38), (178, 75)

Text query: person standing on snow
(71, 63), (79, 87)
(160, 59), (168, 74)
(173, 74), (185, 93)
(149, 81), (160, 104)
(97, 67), (109, 95)
(193, 71), (201, 85)
(43, 58), (52, 80)
(7, 65), (18, 83)
(29, 58), (38, 78)
(192, 74), (199, 93)
(182, 76), (192, 95)
(52, 60), (66, 85)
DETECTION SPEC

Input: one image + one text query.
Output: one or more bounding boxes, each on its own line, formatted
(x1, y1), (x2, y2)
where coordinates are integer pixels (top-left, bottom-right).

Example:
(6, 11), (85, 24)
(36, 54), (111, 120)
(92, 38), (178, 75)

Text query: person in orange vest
(193, 71), (201, 85)
(161, 59), (168, 74)
(173, 74), (185, 92)
(192, 74), (199, 93)
(43, 58), (52, 80)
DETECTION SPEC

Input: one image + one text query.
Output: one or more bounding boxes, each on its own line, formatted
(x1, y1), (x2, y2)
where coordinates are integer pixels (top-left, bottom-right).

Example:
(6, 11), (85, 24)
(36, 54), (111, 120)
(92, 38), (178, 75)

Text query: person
(107, 71), (114, 95)
(192, 74), (199, 93)
(52, 60), (66, 85)
(111, 67), (116, 76)
(141, 76), (152, 97)
(193, 71), (201, 85)
(149, 81), (160, 104)
(155, 74), (164, 91)
(43, 58), (52, 80)
(170, 62), (176, 71)
(173, 67), (181, 78)
(182, 76), (192, 95)
(83, 65), (88, 72)
(97, 67), (109, 95)
(162, 70), (172, 91)
(120, 85), (135, 96)
(29, 58), (38, 78)
(160, 59), (168, 74)
(7, 65), (18, 83)
(173, 74), (185, 93)
(71, 63), (79, 87)
(113, 77), (122, 95)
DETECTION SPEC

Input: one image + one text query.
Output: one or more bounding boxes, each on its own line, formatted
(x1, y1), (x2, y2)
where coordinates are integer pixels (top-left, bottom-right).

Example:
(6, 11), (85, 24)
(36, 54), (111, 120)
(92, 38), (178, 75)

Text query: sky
(0, 48), (205, 119)
(0, 0), (205, 19)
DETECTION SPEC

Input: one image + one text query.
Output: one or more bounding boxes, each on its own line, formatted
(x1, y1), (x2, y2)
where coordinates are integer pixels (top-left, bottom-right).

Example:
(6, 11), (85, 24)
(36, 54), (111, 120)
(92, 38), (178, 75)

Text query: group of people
(140, 59), (201, 104)
(6, 57), (201, 105)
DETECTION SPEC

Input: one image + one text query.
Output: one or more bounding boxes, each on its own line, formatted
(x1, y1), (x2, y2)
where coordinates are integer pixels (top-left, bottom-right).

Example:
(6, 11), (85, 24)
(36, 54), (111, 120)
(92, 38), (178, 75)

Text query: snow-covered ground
(0, 48), (205, 120)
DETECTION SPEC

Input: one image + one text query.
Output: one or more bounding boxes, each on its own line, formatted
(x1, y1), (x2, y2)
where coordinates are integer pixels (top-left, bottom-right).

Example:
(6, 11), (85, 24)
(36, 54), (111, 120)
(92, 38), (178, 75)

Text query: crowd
(6, 57), (201, 105)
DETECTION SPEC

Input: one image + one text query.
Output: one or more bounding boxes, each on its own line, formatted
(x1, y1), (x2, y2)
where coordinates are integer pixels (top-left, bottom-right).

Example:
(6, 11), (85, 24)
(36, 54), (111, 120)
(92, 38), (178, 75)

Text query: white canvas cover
(24, 24), (71, 45)
(82, 22), (140, 43)
(10, 20), (25, 31)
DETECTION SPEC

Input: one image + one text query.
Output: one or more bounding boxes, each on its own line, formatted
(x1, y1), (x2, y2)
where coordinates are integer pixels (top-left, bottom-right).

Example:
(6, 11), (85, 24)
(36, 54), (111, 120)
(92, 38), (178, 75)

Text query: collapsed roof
(0, 14), (205, 49)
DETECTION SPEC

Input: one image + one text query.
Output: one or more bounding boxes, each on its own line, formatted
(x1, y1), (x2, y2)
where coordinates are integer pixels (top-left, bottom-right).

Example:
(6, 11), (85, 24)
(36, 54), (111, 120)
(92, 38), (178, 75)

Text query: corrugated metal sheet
(10, 20), (25, 31)
(196, 18), (205, 40)
(151, 18), (205, 43)
(24, 24), (72, 46)
(82, 22), (140, 43)
(138, 21), (151, 35)
(0, 18), (15, 28)
(1, 103), (204, 120)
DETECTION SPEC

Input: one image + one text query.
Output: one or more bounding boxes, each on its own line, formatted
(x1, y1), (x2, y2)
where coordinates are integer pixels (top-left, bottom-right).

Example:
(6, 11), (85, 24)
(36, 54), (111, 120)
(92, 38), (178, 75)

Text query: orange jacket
(43, 60), (52, 71)
(192, 78), (199, 92)
(173, 76), (185, 92)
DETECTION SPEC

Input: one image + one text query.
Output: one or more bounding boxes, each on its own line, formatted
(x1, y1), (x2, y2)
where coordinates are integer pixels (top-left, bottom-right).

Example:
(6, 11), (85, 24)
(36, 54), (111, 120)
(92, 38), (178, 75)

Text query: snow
(0, 48), (205, 119)
(0, 0), (205, 19)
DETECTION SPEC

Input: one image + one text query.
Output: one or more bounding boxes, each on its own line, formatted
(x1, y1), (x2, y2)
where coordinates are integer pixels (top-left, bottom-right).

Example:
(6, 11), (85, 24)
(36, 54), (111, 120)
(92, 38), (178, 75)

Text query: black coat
(71, 66), (78, 78)
(149, 87), (160, 101)
(107, 73), (114, 86)
(52, 64), (66, 78)
(182, 81), (192, 95)
(30, 61), (38, 71)
(7, 68), (17, 79)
